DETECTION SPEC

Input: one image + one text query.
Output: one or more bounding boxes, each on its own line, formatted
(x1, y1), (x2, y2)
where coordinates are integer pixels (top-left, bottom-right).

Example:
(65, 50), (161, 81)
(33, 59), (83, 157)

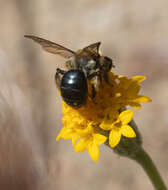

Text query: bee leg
(90, 76), (101, 99)
(104, 72), (113, 86)
(55, 68), (66, 89)
(91, 84), (96, 99)
(87, 72), (101, 99)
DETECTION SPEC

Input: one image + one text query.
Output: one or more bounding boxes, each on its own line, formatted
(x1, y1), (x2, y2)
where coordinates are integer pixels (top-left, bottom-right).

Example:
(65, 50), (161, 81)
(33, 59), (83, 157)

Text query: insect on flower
(24, 35), (114, 108)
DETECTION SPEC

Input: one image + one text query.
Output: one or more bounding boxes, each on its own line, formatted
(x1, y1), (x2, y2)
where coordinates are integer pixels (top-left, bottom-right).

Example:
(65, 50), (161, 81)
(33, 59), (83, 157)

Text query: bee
(24, 35), (114, 108)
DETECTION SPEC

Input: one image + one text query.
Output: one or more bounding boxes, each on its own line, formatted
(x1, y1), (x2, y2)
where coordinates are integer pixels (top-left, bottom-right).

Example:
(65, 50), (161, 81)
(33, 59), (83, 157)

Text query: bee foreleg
(88, 75), (101, 99)
(86, 71), (103, 99)
(93, 76), (101, 92)
(104, 72), (113, 86)
(91, 84), (96, 99)
(55, 68), (66, 89)
(87, 71), (101, 81)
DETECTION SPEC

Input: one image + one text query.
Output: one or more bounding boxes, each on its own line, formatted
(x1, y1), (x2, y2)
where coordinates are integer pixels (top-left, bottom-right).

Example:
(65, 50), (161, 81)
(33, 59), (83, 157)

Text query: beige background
(0, 0), (167, 189)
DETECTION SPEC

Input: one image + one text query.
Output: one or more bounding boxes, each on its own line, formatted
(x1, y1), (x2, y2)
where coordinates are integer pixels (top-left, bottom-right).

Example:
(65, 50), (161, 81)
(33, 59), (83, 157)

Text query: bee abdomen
(60, 70), (88, 108)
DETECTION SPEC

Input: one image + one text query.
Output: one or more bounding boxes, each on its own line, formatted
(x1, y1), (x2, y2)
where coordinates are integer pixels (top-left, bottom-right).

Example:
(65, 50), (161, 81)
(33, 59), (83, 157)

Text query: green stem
(131, 148), (167, 190)
(103, 119), (167, 190)
(103, 109), (167, 190)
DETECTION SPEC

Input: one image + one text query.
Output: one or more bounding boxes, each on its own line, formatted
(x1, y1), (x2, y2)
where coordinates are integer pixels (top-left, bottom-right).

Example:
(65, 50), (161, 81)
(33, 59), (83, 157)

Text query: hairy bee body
(24, 35), (114, 107)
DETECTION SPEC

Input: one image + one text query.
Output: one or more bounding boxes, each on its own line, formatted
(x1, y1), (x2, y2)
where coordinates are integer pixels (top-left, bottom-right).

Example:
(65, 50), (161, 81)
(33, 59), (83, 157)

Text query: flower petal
(132, 76), (146, 83)
(72, 134), (80, 146)
(109, 129), (121, 148)
(61, 128), (75, 140)
(119, 110), (133, 125)
(76, 124), (93, 137)
(88, 142), (100, 162)
(127, 83), (141, 96)
(128, 102), (141, 110)
(56, 128), (64, 141)
(133, 95), (152, 103)
(121, 125), (136, 138)
(56, 127), (73, 141)
(74, 138), (88, 152)
(93, 133), (107, 145)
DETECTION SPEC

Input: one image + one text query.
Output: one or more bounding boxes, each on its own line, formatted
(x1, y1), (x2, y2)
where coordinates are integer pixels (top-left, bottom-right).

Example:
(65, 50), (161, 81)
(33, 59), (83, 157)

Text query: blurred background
(0, 0), (167, 189)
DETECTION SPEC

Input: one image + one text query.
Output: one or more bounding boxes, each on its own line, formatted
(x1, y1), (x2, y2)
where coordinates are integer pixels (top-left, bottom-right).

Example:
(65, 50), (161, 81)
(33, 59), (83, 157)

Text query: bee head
(100, 56), (114, 72)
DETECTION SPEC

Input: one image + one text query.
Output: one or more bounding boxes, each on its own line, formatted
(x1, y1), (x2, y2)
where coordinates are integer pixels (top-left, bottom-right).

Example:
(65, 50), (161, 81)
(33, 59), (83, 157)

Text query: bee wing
(24, 35), (75, 59)
(83, 42), (101, 55)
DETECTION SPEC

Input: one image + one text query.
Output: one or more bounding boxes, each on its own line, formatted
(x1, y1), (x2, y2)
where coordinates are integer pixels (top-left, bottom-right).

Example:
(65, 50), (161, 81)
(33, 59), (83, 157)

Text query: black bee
(24, 35), (114, 107)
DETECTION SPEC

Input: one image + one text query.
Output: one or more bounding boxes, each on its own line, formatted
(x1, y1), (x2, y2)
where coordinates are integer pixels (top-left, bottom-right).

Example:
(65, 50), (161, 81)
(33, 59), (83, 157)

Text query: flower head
(100, 110), (136, 148)
(56, 72), (151, 162)
(115, 75), (152, 109)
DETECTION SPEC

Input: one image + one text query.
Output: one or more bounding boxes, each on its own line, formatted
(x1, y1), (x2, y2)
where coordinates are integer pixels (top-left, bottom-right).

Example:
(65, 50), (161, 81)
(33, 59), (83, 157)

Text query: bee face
(24, 35), (114, 107)
(75, 54), (97, 72)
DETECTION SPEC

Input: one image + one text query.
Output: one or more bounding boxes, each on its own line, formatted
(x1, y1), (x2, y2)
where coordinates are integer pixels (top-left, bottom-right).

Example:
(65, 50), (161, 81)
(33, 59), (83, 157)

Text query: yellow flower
(74, 124), (107, 162)
(115, 75), (152, 109)
(100, 110), (136, 148)
(56, 113), (107, 162)
(56, 126), (80, 145)
(56, 72), (151, 162)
